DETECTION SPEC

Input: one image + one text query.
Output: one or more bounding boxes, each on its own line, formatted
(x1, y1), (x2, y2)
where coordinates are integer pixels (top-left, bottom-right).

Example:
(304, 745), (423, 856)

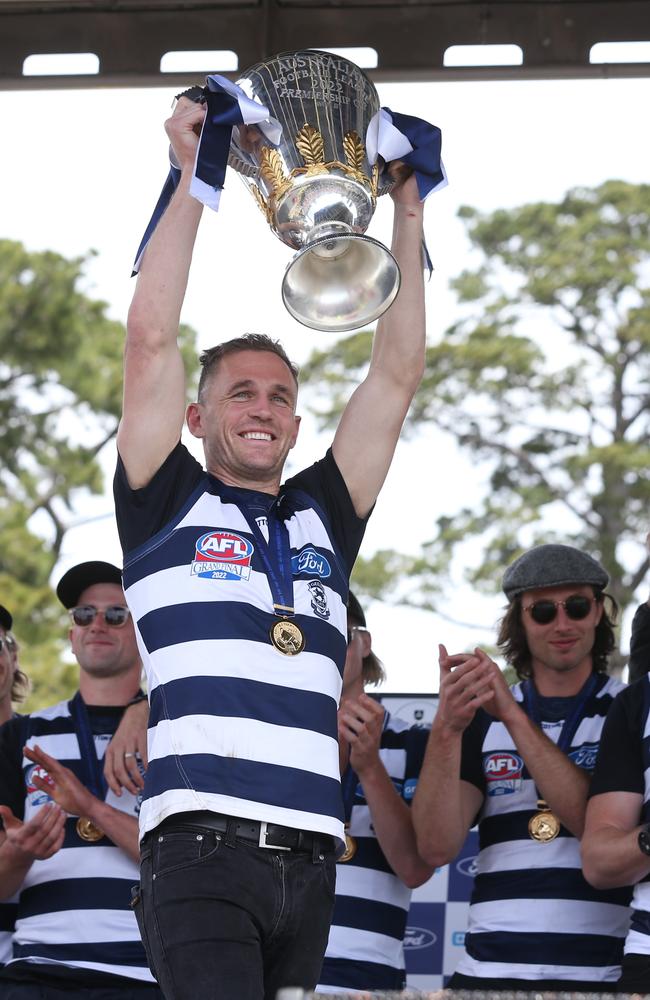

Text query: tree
(301, 181), (650, 650)
(0, 240), (198, 710)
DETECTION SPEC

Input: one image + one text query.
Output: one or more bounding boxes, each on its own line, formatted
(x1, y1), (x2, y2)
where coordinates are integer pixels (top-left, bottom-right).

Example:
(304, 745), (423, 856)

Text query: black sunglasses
(523, 595), (597, 625)
(69, 605), (131, 628)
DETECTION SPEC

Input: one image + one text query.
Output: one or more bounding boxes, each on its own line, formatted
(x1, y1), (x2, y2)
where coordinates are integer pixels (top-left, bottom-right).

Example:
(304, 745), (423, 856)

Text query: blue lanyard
(69, 692), (107, 801)
(228, 489), (296, 617)
(522, 673), (598, 754)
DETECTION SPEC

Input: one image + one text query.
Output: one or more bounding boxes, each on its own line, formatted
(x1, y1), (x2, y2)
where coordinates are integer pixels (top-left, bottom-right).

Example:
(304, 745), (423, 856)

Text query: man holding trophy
(115, 51), (440, 1000)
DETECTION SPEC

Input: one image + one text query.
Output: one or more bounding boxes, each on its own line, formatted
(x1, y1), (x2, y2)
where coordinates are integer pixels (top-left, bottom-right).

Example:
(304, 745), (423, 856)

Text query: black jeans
(133, 816), (336, 1000)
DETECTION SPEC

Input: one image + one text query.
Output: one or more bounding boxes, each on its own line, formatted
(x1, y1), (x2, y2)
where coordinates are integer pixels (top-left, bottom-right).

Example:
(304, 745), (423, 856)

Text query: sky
(2, 69), (649, 692)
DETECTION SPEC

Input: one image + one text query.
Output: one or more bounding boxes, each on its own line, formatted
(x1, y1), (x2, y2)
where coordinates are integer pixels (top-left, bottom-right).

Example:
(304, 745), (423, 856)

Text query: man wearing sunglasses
(413, 542), (630, 991)
(112, 91), (428, 1000)
(0, 561), (163, 999)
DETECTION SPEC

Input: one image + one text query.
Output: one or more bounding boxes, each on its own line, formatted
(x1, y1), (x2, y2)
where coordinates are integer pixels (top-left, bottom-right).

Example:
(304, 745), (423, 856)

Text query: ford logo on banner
(404, 926), (437, 950)
(456, 855), (478, 877)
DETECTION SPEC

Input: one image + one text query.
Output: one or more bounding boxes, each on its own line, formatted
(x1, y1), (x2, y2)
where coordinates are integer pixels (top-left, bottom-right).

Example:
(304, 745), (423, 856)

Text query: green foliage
(0, 240), (198, 711)
(303, 181), (650, 630)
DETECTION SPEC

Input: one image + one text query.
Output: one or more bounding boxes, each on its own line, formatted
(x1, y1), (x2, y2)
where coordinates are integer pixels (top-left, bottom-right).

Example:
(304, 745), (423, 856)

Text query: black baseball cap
(0, 605), (12, 631)
(56, 561), (123, 609)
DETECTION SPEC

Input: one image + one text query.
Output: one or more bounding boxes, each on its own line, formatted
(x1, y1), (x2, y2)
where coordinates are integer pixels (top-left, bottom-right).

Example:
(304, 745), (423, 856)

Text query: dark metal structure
(1, 0), (649, 89)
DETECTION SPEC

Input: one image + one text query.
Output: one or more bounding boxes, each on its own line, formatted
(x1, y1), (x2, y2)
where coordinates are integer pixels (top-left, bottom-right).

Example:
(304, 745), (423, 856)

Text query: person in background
(317, 591), (433, 993)
(0, 604), (30, 968)
(0, 604), (29, 725)
(582, 626), (650, 992)
(412, 543), (631, 990)
(0, 561), (162, 999)
(627, 532), (650, 683)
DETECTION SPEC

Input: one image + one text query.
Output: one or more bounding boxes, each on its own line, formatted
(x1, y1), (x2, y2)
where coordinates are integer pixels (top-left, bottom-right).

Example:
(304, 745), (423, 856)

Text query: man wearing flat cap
(413, 543), (631, 990)
(0, 561), (162, 998)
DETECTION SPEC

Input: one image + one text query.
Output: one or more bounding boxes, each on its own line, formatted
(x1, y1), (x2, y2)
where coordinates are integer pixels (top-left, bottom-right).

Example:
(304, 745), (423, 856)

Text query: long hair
(497, 589), (618, 680)
(347, 592), (386, 687)
(7, 634), (31, 703)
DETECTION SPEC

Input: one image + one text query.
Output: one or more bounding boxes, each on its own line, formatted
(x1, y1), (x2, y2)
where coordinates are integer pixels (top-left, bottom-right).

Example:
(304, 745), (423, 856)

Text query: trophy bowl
(228, 49), (401, 333)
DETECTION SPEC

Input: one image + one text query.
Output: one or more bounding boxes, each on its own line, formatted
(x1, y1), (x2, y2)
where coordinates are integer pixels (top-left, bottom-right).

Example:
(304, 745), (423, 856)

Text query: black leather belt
(157, 810), (334, 853)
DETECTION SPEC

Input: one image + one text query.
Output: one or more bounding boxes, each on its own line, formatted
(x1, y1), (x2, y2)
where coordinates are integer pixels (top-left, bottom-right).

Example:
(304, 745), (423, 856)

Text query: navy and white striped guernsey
(317, 714), (429, 993)
(114, 444), (368, 845)
(0, 712), (21, 967)
(2, 699), (154, 982)
(456, 673), (631, 984)
(589, 676), (650, 958)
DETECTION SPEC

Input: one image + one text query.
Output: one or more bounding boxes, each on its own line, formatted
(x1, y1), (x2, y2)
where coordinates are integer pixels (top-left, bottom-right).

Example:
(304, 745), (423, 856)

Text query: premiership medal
(270, 619), (305, 656)
(76, 816), (105, 842)
(338, 828), (357, 864)
(528, 800), (560, 842)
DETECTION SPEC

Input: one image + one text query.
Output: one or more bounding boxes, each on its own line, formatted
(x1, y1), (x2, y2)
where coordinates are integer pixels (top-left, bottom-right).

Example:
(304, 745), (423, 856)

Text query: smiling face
(186, 349), (301, 492)
(69, 582), (140, 682)
(520, 583), (603, 693)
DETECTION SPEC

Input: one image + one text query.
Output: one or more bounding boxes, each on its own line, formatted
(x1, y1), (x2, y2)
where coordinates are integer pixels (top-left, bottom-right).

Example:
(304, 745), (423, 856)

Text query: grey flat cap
(503, 544), (609, 601)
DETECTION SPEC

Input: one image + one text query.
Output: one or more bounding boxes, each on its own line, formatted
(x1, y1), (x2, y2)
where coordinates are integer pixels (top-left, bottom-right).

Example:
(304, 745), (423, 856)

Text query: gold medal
(528, 800), (560, 842)
(338, 830), (357, 863)
(270, 619), (305, 656)
(76, 816), (105, 842)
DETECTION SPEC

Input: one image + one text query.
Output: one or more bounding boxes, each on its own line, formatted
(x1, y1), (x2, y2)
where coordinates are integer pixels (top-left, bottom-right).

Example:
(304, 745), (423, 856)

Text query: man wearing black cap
(0, 561), (162, 998)
(412, 543), (630, 990)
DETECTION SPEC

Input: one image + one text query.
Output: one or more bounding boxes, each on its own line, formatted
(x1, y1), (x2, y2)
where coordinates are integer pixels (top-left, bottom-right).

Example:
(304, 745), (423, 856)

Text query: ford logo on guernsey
(404, 927), (436, 950)
(191, 531), (254, 582)
(569, 743), (599, 769)
(291, 547), (331, 578)
(484, 751), (524, 796)
(456, 855), (479, 877)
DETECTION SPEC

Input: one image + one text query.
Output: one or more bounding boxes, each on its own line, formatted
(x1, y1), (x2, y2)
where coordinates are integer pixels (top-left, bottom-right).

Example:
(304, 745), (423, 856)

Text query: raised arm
(412, 647), (490, 867)
(117, 97), (207, 489)
(332, 169), (426, 517)
(339, 694), (434, 887)
(25, 744), (141, 864)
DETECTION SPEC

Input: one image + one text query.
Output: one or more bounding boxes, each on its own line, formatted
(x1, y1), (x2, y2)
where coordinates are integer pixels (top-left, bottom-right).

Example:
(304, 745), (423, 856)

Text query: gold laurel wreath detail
(259, 147), (292, 200)
(295, 123), (325, 165)
(343, 131), (365, 174)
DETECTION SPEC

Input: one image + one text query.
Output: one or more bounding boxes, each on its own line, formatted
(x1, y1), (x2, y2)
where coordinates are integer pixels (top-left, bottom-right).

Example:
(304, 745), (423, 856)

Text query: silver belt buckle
(258, 820), (291, 851)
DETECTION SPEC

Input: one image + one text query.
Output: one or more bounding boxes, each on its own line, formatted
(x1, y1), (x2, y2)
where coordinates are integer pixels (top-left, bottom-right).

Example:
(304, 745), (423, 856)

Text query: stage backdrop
(378, 693), (477, 991)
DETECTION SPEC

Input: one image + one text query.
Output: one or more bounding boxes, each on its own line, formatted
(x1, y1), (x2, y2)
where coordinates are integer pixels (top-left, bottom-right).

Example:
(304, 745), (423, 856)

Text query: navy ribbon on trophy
(366, 107), (447, 274)
(132, 74), (282, 274)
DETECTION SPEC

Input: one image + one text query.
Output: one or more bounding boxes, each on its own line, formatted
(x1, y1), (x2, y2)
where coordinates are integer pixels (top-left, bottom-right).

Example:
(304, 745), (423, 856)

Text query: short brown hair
(197, 334), (299, 402)
(497, 589), (618, 680)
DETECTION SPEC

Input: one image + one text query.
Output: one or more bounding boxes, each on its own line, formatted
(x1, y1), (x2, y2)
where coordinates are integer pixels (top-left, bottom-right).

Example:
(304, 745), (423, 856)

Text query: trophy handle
(282, 233), (401, 333)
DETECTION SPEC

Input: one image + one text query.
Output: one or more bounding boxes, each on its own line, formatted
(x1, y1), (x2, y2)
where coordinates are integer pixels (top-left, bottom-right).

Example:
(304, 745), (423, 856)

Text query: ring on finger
(123, 752), (136, 759)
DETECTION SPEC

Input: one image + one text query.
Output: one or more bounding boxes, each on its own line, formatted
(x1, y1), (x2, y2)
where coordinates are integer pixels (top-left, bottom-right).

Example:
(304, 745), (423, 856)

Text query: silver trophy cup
(228, 50), (400, 333)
